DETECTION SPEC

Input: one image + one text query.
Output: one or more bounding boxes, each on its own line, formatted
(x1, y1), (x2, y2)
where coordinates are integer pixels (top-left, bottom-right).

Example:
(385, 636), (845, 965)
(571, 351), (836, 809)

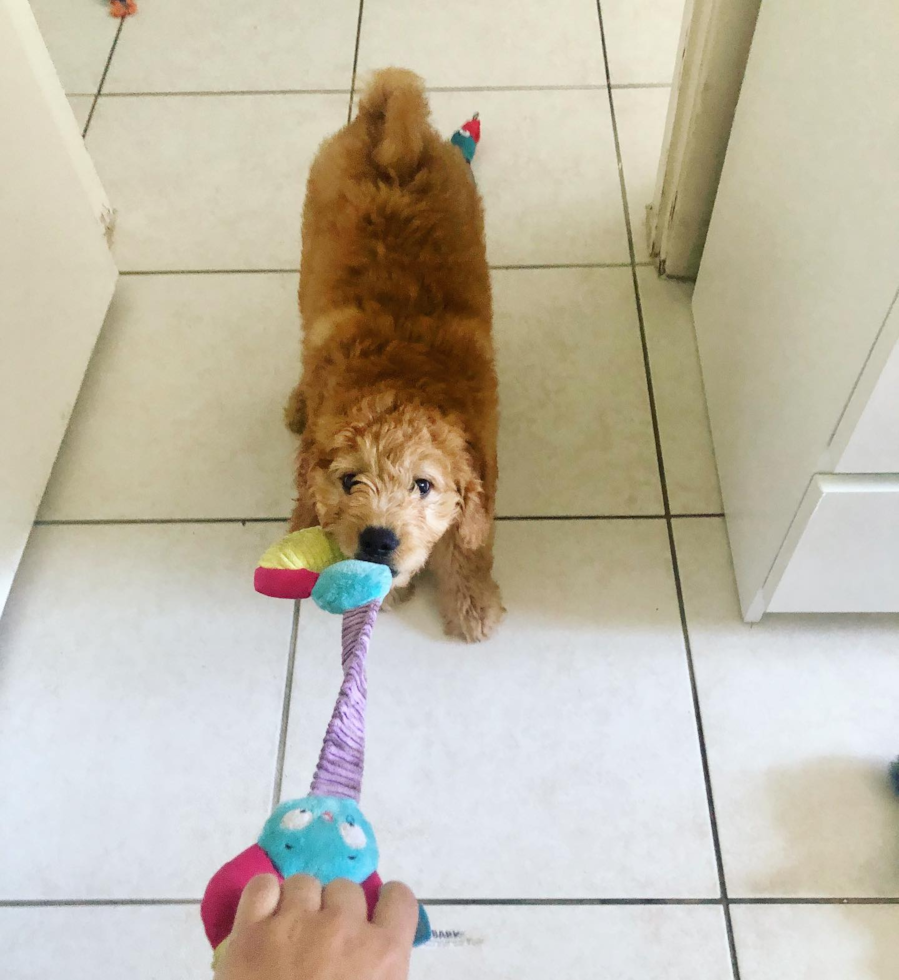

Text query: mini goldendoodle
(285, 68), (504, 642)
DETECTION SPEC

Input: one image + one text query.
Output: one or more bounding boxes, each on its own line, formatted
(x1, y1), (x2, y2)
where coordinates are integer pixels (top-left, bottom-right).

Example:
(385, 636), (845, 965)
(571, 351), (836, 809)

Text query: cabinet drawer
(766, 475), (899, 613)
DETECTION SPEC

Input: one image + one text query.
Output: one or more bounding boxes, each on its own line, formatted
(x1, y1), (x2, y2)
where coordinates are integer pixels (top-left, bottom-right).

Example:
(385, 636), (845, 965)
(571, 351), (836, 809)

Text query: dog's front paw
(442, 584), (505, 643)
(381, 582), (416, 611)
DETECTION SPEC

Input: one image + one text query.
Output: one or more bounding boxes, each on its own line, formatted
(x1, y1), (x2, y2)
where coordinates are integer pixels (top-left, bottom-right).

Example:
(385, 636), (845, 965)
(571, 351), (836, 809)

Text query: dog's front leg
(430, 529), (505, 642)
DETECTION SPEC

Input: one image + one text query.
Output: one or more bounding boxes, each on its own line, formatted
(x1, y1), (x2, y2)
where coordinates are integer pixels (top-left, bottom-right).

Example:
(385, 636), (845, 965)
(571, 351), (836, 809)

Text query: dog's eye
(413, 478), (432, 497)
(341, 473), (358, 494)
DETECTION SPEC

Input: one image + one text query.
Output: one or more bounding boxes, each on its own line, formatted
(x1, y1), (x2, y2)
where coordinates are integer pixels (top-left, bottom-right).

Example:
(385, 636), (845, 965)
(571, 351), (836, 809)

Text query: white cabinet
(0, 0), (117, 616)
(691, 0), (899, 620)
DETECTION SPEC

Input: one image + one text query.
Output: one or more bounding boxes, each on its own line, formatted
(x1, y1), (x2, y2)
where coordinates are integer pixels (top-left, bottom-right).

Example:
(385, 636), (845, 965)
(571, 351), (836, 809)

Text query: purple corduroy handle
(309, 599), (380, 801)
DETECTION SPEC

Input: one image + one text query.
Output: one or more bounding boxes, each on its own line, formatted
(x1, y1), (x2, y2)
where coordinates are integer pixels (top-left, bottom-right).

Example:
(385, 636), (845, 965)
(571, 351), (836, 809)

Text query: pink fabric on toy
(361, 869), (383, 919)
(201, 844), (281, 948)
(254, 566), (319, 599)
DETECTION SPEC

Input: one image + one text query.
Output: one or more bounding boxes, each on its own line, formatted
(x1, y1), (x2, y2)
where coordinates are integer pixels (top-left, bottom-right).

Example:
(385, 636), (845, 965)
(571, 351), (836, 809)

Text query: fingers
(372, 881), (419, 944)
(321, 878), (368, 918)
(279, 873), (325, 914)
(232, 874), (282, 932)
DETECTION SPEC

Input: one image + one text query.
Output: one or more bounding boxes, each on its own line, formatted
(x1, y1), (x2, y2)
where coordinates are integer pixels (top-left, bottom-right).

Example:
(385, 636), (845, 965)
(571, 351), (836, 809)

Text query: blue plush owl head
(258, 796), (379, 886)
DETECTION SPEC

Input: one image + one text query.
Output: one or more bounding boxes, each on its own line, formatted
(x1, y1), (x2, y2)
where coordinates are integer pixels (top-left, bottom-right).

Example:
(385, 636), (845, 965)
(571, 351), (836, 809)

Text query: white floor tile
(282, 521), (718, 899)
(732, 904), (899, 980)
(29, 0), (118, 95)
(39, 274), (299, 521)
(639, 270), (722, 514)
(86, 94), (346, 271)
(357, 0), (605, 88)
(0, 523), (292, 899)
(428, 90), (629, 266)
(0, 905), (210, 980)
(67, 95), (92, 132)
(675, 519), (899, 898)
(600, 0), (685, 85)
(104, 0), (358, 93)
(614, 87), (671, 262)
(493, 269), (662, 515)
(418, 905), (732, 980)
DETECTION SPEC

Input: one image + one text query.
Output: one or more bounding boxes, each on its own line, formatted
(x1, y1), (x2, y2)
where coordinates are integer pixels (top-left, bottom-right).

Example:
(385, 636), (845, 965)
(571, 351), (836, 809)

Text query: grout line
(671, 512), (726, 519)
(0, 898), (202, 908)
(428, 83), (671, 92)
(347, 0), (366, 123)
(271, 601), (301, 808)
(82, 19), (124, 137)
(117, 262), (654, 276)
(604, 82), (672, 90)
(427, 897), (899, 907)
(97, 89), (351, 98)
(731, 897), (899, 906)
(34, 517), (289, 527)
(430, 84), (610, 92)
(119, 269), (299, 277)
(3, 896), (897, 909)
(665, 519), (742, 973)
(491, 262), (632, 270)
(421, 897), (721, 907)
(595, 2), (741, 979)
(496, 513), (723, 521)
(33, 514), (724, 529)
(84, 83), (669, 99)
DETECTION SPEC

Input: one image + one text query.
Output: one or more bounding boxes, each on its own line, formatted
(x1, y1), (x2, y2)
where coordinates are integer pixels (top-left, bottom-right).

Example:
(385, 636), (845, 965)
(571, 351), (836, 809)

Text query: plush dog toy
(451, 112), (481, 164)
(201, 529), (430, 968)
(109, 0), (137, 17)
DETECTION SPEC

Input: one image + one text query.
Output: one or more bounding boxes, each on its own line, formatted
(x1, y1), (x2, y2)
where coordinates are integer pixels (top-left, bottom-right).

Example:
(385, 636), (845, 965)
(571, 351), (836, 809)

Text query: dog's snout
(358, 526), (399, 559)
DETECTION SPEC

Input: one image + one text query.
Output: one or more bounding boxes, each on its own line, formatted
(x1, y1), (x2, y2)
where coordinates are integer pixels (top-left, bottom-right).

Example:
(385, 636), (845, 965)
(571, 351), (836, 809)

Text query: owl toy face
(258, 796), (379, 885)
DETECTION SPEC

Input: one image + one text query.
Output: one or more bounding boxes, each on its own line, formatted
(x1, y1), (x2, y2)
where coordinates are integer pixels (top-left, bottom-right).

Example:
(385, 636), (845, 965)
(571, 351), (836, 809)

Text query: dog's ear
(290, 437), (325, 529)
(457, 470), (491, 551)
(284, 384), (307, 435)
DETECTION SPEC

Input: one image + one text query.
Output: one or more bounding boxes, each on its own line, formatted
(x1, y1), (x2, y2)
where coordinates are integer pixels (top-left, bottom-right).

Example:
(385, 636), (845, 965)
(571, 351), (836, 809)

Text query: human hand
(214, 874), (418, 980)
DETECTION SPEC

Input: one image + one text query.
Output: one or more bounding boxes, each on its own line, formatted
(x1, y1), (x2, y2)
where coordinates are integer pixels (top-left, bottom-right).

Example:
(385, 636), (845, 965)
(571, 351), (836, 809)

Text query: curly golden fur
(286, 68), (504, 642)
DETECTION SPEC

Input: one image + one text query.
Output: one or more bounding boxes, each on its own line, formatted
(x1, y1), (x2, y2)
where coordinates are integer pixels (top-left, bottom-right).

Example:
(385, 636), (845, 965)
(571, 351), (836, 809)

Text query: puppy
(285, 68), (504, 642)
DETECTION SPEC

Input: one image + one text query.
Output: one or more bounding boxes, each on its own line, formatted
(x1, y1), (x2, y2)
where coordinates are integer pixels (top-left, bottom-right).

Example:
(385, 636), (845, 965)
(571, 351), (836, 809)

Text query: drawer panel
(767, 474), (899, 613)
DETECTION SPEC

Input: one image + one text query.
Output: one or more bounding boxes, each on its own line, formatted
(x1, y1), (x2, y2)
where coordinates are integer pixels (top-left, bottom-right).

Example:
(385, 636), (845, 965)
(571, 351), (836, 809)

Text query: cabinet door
(0, 0), (118, 614)
(691, 0), (899, 618)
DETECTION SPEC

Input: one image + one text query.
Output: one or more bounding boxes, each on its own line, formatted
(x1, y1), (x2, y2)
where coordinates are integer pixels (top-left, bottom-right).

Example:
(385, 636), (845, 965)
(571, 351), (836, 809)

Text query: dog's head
(300, 397), (490, 587)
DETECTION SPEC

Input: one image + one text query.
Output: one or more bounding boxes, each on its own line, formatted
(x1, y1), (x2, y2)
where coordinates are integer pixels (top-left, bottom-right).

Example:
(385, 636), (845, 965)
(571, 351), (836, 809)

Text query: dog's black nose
(358, 526), (399, 560)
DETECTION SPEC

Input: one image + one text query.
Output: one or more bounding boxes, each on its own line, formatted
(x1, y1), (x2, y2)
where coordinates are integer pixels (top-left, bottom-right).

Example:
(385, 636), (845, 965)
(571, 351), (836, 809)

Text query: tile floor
(5, 1), (899, 978)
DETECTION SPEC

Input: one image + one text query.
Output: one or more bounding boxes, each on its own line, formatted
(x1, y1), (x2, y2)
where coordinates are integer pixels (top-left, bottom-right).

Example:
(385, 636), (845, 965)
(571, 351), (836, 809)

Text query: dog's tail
(356, 68), (429, 179)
